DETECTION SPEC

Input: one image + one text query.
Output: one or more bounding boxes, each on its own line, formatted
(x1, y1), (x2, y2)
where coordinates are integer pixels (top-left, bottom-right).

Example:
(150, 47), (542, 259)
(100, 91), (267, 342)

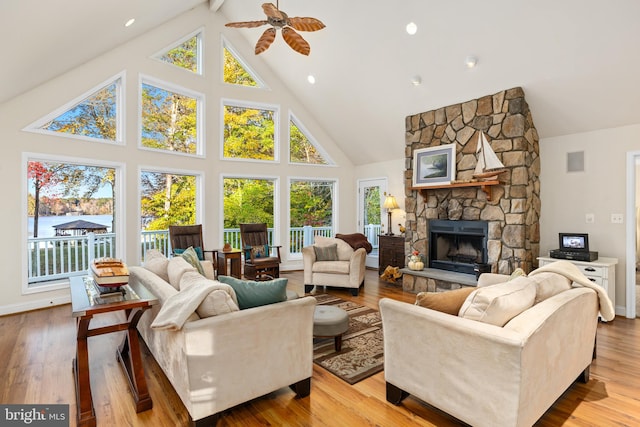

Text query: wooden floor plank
(0, 269), (639, 426)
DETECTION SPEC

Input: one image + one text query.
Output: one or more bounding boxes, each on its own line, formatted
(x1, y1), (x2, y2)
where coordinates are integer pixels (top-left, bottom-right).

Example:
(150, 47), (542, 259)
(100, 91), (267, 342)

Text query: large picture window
(140, 77), (203, 156)
(289, 179), (335, 255)
(223, 100), (277, 161)
(25, 155), (121, 290)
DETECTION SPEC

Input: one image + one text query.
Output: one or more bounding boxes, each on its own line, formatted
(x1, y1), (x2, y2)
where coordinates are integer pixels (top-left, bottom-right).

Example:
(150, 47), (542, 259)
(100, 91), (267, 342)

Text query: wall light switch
(585, 213), (595, 223)
(611, 213), (623, 224)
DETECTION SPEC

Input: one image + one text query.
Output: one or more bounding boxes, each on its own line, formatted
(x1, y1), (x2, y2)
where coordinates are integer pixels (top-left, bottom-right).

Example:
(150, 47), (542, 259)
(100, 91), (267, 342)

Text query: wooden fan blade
(262, 3), (284, 20)
(226, 20), (268, 28)
(282, 27), (310, 56)
(287, 17), (326, 32)
(255, 28), (276, 55)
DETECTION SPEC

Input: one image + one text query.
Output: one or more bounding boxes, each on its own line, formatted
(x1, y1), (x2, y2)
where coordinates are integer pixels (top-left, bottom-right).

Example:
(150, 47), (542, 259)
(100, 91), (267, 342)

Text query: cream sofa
(302, 236), (366, 296)
(130, 254), (316, 427)
(379, 262), (610, 427)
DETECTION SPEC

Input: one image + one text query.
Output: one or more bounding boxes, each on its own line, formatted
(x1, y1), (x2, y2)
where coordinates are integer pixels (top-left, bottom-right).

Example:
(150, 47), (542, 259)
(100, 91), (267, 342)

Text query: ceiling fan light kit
(225, 2), (325, 56)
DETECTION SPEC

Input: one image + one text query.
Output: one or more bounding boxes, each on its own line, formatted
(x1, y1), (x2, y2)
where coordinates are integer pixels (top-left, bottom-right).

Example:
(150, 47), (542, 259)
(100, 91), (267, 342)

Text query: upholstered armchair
(302, 236), (366, 296)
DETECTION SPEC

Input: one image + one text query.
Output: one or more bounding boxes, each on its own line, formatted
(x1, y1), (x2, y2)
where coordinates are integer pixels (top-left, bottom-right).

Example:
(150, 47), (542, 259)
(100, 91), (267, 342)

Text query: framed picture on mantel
(412, 145), (456, 187)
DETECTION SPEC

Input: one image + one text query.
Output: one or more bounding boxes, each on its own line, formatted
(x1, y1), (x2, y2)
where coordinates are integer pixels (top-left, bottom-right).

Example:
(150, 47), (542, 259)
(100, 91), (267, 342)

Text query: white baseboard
(0, 295), (70, 316)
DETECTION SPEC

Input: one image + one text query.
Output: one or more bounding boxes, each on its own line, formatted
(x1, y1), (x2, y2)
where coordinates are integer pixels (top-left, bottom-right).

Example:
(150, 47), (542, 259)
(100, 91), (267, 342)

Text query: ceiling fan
(225, 2), (325, 56)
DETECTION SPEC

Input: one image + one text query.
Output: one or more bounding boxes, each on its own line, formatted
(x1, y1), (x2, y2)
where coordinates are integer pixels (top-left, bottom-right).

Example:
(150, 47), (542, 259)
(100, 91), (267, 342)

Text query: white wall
(539, 124), (640, 315)
(0, 5), (356, 314)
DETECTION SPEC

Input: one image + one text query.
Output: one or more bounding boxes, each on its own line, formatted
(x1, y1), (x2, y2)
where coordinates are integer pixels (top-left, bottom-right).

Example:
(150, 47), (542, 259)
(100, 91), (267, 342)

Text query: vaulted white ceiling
(3, 0), (639, 165)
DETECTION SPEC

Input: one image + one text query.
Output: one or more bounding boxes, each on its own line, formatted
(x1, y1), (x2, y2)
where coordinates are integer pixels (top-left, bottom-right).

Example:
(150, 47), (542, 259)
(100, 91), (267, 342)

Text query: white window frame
(23, 71), (126, 145)
(138, 74), (206, 158)
(287, 176), (338, 260)
(221, 36), (268, 89)
(220, 98), (280, 163)
(152, 28), (205, 76)
(21, 152), (126, 294)
(288, 111), (335, 166)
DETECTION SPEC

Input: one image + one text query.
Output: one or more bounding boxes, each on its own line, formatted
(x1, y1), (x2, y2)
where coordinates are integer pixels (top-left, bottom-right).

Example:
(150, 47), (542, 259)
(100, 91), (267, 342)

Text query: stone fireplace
(402, 87), (540, 293)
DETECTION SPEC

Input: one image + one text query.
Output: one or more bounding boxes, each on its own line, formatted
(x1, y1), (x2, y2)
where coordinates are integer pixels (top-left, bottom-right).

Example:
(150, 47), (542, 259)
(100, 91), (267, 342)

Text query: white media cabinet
(537, 256), (617, 309)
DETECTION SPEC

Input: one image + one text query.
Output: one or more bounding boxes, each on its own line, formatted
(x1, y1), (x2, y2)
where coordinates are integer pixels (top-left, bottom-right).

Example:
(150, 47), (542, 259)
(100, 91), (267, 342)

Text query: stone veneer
(403, 87), (540, 293)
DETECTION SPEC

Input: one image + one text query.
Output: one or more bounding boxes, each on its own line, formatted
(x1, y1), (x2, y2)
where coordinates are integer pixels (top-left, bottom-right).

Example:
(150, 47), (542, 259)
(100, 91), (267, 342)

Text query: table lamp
(383, 193), (399, 235)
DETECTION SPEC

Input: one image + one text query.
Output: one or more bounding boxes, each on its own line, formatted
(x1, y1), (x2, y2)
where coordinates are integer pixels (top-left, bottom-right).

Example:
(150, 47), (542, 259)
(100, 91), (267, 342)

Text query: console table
(379, 235), (405, 274)
(537, 256), (617, 309)
(70, 276), (157, 427)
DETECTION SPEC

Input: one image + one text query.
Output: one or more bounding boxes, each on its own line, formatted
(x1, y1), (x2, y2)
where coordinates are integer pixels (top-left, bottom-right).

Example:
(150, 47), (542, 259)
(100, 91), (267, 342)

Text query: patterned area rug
(313, 294), (384, 384)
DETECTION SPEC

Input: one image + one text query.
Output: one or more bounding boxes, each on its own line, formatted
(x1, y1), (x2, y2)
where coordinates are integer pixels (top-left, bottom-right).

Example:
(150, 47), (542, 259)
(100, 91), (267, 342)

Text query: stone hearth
(403, 87), (540, 293)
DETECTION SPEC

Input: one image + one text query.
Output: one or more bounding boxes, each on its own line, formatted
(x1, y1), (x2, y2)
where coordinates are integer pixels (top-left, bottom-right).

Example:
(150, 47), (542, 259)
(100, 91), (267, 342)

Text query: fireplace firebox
(429, 219), (488, 275)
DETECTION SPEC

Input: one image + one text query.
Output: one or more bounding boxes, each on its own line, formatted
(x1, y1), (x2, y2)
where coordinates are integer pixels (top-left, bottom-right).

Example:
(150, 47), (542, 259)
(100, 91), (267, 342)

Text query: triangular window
(289, 114), (331, 165)
(223, 39), (265, 88)
(25, 72), (123, 143)
(154, 30), (202, 74)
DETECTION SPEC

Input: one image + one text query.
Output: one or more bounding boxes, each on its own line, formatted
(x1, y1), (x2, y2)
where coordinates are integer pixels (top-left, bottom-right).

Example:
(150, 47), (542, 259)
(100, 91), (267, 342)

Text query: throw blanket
(151, 283), (217, 331)
(529, 260), (615, 321)
(336, 233), (373, 254)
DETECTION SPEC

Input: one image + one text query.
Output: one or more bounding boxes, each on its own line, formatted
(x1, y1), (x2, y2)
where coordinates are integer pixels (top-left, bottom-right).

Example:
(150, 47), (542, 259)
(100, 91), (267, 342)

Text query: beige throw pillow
(415, 287), (476, 315)
(314, 236), (353, 260)
(167, 256), (197, 290)
(143, 249), (170, 282)
(180, 271), (240, 317)
(458, 277), (536, 326)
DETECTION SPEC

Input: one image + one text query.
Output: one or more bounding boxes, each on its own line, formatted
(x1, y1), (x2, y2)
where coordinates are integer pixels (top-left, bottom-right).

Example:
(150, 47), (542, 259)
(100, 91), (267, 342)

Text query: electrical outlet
(585, 213), (595, 223)
(611, 213), (623, 224)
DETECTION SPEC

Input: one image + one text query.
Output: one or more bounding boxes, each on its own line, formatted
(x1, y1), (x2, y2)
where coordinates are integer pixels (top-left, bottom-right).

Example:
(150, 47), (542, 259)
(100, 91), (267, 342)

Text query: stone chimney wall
(404, 87), (540, 274)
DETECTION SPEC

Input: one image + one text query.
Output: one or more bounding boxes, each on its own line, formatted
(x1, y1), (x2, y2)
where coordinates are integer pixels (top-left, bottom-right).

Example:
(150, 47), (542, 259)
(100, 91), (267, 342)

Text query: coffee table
(70, 276), (157, 427)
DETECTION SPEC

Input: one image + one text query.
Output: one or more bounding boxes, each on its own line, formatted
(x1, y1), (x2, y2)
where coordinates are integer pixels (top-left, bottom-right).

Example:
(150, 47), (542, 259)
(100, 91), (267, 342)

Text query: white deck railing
(28, 224), (382, 284)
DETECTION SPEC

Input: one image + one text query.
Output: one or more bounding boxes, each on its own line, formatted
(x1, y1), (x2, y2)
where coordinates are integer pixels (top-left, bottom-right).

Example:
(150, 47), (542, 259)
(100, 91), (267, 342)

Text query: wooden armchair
(168, 224), (217, 263)
(239, 223), (281, 281)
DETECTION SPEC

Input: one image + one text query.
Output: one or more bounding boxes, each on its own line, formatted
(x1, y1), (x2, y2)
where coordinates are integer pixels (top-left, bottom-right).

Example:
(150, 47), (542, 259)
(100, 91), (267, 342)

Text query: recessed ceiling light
(411, 75), (422, 86)
(125, 18), (136, 27)
(465, 55), (478, 68)
(406, 22), (418, 35)
(307, 75), (316, 84)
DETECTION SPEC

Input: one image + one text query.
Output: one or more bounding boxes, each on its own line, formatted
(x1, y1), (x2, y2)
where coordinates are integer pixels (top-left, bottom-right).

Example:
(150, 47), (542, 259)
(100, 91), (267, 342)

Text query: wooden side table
(70, 276), (157, 427)
(217, 250), (242, 279)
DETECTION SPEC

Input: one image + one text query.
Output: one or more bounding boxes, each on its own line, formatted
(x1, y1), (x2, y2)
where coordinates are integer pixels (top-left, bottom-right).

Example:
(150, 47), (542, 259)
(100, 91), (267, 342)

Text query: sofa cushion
(458, 277), (537, 326)
(415, 287), (476, 315)
(143, 249), (170, 283)
(312, 260), (350, 274)
(218, 275), (288, 309)
(167, 256), (197, 290)
(313, 244), (339, 261)
(527, 271), (572, 304)
(180, 246), (206, 276)
(314, 236), (353, 260)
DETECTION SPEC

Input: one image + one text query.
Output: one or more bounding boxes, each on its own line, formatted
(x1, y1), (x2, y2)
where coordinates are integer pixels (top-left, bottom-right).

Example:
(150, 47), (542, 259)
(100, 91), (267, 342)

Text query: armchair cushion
(415, 287), (476, 315)
(458, 277), (536, 326)
(313, 244), (339, 261)
(218, 275), (288, 309)
(174, 246), (204, 260)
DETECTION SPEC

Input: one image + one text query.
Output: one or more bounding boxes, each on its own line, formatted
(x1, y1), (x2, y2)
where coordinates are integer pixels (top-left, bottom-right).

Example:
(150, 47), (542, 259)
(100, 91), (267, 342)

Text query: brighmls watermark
(0, 405), (68, 426)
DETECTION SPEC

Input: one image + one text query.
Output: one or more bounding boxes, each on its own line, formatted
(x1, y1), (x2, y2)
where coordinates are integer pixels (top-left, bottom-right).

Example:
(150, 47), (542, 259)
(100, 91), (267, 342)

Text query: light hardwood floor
(1, 269), (639, 426)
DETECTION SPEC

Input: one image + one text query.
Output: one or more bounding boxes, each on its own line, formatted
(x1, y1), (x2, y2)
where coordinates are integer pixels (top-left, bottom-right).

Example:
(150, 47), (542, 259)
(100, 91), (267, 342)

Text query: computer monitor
(558, 233), (589, 252)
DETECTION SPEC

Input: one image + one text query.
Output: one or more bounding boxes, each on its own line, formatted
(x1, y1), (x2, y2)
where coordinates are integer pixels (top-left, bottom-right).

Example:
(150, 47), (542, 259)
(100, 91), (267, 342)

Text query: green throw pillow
(180, 246), (205, 276)
(217, 275), (288, 309)
(174, 246), (204, 260)
(313, 244), (338, 261)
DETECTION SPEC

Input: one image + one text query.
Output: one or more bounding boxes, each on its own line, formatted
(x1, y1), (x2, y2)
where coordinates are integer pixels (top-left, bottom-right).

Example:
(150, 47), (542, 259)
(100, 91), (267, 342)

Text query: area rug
(313, 294), (384, 384)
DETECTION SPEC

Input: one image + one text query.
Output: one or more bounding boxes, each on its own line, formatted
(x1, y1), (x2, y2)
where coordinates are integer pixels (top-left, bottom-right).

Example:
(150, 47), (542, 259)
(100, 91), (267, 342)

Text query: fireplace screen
(429, 220), (488, 275)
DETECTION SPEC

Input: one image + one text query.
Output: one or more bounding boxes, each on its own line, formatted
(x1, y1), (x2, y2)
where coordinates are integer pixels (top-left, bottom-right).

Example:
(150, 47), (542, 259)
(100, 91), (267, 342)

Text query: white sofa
(130, 255), (316, 427)
(302, 236), (367, 296)
(379, 263), (609, 427)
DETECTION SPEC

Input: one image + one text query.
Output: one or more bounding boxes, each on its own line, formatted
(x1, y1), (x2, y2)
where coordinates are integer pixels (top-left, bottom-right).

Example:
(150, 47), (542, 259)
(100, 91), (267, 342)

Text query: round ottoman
(313, 305), (349, 352)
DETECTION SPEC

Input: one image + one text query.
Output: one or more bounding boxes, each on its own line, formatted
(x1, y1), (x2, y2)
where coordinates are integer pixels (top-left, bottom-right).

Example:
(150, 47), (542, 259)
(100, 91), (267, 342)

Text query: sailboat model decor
(473, 131), (507, 181)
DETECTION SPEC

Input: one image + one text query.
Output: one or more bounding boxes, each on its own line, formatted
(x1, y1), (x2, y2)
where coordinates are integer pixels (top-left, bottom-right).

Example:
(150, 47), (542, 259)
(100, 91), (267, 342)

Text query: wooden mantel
(410, 180), (501, 201)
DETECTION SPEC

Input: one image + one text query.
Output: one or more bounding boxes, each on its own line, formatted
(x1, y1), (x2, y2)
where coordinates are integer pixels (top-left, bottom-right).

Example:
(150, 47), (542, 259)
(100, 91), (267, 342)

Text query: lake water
(28, 214), (113, 238)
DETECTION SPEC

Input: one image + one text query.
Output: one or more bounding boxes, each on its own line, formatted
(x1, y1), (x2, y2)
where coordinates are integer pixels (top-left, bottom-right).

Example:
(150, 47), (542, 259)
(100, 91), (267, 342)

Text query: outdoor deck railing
(28, 224), (382, 284)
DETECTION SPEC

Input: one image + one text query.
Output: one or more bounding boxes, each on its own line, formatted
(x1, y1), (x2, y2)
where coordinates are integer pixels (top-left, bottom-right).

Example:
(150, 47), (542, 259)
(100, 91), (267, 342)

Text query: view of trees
(290, 120), (328, 164)
(158, 35), (199, 73)
(290, 180), (333, 227)
(223, 104), (275, 160)
(141, 172), (195, 230)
